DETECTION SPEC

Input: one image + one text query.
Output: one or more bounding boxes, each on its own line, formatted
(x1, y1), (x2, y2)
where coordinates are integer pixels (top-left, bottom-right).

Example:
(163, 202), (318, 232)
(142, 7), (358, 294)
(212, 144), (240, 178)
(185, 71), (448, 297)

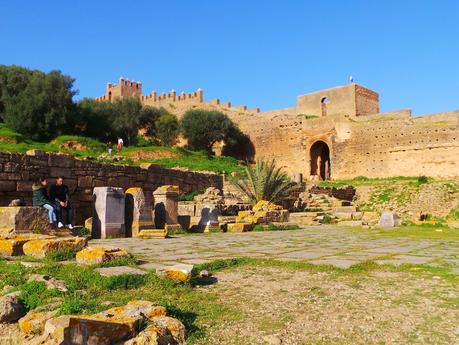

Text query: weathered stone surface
(76, 245), (130, 265)
(0, 207), (53, 238)
(65, 301), (168, 345)
(252, 200), (282, 212)
(42, 315), (71, 344)
(84, 217), (93, 231)
(137, 229), (168, 239)
(125, 187), (155, 238)
(193, 187), (224, 204)
(23, 237), (88, 258)
(0, 292), (26, 323)
(18, 310), (57, 334)
(227, 222), (253, 232)
(153, 185), (179, 229)
(95, 266), (147, 277)
(378, 212), (402, 228)
(157, 264), (194, 282)
(28, 274), (68, 292)
(93, 187), (126, 239)
(0, 234), (54, 256)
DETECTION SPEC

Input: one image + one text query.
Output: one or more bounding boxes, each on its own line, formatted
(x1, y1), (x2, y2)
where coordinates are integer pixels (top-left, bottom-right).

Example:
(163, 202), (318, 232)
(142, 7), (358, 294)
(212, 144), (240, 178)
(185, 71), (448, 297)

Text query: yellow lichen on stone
(253, 200), (282, 212)
(157, 264), (194, 282)
(76, 246), (130, 265)
(22, 237), (87, 258)
(154, 185), (179, 193)
(137, 229), (168, 239)
(18, 310), (57, 335)
(227, 223), (253, 232)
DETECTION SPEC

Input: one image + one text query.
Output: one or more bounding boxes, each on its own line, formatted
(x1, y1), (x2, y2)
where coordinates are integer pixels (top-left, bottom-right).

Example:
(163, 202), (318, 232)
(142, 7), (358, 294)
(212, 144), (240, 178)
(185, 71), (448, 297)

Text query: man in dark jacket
(32, 177), (56, 225)
(50, 176), (73, 229)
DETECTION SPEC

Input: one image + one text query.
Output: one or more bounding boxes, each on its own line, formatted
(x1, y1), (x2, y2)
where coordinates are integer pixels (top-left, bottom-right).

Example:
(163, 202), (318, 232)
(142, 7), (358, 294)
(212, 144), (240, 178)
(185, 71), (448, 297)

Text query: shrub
(232, 159), (299, 205)
(320, 214), (333, 224)
(253, 224), (265, 232)
(417, 175), (429, 184)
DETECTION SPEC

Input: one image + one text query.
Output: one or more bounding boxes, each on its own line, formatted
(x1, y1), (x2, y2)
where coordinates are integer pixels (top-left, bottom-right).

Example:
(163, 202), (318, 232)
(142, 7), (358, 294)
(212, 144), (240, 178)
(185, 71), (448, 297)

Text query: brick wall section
(0, 152), (223, 224)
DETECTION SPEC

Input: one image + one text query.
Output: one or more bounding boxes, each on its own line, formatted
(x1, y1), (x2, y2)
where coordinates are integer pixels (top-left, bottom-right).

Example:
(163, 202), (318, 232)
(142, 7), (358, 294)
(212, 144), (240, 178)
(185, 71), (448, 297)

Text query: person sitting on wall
(50, 176), (73, 229)
(32, 177), (57, 226)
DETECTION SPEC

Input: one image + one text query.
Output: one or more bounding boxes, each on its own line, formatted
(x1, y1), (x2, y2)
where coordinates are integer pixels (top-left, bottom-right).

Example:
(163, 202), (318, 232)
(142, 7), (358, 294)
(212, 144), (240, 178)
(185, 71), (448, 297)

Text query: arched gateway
(310, 141), (331, 180)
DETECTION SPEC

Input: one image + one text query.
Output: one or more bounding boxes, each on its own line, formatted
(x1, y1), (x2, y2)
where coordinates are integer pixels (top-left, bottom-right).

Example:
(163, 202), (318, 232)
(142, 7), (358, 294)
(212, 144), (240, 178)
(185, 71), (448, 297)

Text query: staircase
(290, 193), (359, 226)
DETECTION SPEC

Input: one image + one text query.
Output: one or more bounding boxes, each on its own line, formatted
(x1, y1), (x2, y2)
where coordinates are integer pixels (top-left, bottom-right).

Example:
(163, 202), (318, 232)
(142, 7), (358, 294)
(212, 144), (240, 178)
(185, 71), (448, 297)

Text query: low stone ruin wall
(309, 185), (356, 201)
(0, 152), (223, 224)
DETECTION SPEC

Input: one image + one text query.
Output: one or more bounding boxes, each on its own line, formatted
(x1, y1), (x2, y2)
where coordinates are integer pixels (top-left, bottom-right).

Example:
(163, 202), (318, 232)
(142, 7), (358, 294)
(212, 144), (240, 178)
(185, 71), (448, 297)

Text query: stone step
(332, 206), (357, 213)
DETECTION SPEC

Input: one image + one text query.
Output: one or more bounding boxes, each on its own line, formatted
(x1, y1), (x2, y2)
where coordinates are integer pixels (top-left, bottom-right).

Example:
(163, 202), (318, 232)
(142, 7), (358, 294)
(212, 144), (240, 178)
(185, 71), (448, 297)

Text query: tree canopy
(0, 65), (76, 141)
(181, 109), (237, 153)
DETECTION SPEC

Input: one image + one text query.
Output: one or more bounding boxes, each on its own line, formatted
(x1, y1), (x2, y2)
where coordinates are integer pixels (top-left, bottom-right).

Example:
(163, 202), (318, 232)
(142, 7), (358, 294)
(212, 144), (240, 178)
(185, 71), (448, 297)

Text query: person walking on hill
(50, 176), (73, 229)
(32, 177), (56, 225)
(117, 137), (124, 151)
(107, 141), (113, 155)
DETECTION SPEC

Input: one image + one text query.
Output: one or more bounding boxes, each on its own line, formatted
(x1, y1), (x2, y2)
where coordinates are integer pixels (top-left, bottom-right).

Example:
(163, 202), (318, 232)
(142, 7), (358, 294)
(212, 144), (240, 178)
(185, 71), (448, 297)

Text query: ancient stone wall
(0, 153), (222, 224)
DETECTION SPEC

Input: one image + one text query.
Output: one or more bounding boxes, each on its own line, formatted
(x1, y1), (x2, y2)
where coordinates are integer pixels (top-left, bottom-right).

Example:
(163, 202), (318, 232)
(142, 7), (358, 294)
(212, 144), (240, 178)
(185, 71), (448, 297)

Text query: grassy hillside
(0, 124), (244, 175)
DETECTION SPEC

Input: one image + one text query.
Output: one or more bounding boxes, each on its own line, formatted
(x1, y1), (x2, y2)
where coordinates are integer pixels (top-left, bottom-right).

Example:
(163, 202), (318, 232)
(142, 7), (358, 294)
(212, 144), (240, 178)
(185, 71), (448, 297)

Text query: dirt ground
(199, 266), (459, 345)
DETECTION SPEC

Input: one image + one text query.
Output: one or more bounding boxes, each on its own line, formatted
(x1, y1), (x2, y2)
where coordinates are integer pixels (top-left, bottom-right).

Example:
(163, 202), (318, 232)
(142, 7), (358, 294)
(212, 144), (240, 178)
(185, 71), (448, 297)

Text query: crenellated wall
(95, 79), (459, 179)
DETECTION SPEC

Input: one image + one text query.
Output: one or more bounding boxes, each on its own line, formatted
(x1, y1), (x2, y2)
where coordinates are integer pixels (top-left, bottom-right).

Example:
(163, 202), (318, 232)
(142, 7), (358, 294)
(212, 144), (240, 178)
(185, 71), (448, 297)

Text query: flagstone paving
(92, 226), (459, 274)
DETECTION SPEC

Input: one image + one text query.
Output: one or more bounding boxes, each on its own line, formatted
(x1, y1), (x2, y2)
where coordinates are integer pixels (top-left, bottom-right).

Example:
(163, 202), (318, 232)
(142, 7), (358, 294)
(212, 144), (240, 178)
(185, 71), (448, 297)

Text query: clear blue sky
(1, 0), (458, 115)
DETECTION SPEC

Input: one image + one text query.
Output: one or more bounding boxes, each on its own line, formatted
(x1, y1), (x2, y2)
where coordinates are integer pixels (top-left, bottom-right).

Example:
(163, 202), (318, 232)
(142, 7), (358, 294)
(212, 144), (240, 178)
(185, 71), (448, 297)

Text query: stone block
(0, 207), (53, 238)
(19, 310), (58, 335)
(137, 229), (168, 239)
(0, 181), (16, 192)
(157, 264), (194, 282)
(332, 206), (357, 213)
(25, 149), (46, 157)
(23, 237), (88, 258)
(125, 187), (154, 238)
(334, 212), (353, 220)
(0, 292), (26, 323)
(48, 154), (74, 168)
(93, 187), (126, 239)
(76, 246), (130, 265)
(153, 185), (179, 229)
(227, 222), (253, 232)
(64, 300), (167, 344)
(78, 176), (93, 188)
(84, 217), (93, 231)
(378, 212), (401, 228)
(0, 234), (54, 256)
(338, 220), (363, 227)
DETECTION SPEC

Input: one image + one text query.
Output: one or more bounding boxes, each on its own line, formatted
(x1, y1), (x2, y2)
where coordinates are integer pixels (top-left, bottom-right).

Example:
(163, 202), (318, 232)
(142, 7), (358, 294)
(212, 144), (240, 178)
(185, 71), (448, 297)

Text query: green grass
(345, 225), (459, 241)
(1, 251), (458, 343)
(318, 175), (435, 188)
(0, 124), (244, 175)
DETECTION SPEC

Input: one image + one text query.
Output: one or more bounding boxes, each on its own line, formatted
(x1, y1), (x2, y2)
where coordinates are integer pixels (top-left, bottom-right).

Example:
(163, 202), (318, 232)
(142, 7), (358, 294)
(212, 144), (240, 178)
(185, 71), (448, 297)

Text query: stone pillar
(93, 187), (125, 239)
(125, 187), (154, 237)
(153, 185), (181, 230)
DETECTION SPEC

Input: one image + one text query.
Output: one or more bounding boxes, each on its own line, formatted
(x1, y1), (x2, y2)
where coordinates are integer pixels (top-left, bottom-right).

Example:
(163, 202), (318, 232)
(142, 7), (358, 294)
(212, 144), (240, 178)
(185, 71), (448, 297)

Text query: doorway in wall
(310, 141), (331, 180)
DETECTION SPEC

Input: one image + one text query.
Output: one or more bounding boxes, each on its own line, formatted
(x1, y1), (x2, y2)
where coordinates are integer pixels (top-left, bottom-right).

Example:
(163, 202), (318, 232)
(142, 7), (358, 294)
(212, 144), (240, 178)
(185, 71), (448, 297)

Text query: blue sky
(1, 0), (458, 115)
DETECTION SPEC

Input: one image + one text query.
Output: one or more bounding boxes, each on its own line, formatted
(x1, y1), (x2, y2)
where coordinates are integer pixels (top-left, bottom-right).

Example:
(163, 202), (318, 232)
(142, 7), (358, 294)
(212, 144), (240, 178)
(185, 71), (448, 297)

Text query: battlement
(96, 78), (261, 114)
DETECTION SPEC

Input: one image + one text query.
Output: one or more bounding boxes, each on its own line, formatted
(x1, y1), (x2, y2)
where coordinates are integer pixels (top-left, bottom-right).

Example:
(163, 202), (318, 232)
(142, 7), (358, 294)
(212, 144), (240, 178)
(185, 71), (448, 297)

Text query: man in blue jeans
(32, 177), (56, 225)
(50, 176), (73, 229)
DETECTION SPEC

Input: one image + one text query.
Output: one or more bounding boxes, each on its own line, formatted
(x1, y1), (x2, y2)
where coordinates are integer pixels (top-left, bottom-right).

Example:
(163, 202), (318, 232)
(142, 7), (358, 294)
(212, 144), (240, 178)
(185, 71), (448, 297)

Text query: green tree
(156, 113), (180, 146)
(0, 65), (77, 141)
(232, 159), (299, 205)
(181, 109), (236, 153)
(74, 98), (114, 141)
(139, 106), (164, 138)
(110, 96), (143, 146)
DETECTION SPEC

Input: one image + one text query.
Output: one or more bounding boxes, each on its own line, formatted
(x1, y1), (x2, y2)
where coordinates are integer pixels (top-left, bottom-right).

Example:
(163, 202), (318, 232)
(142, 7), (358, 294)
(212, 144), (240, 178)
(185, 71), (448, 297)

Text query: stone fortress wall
(0, 152), (222, 223)
(97, 79), (459, 180)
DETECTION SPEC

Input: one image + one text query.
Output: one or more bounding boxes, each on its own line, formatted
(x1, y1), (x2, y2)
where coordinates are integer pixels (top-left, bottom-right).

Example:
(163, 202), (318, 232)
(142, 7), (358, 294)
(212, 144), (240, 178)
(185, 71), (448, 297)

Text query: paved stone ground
(92, 226), (459, 273)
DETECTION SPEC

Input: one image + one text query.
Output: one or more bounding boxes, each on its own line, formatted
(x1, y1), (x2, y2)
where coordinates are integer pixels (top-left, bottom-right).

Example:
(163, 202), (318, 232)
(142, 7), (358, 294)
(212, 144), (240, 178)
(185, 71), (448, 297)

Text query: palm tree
(232, 159), (299, 205)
